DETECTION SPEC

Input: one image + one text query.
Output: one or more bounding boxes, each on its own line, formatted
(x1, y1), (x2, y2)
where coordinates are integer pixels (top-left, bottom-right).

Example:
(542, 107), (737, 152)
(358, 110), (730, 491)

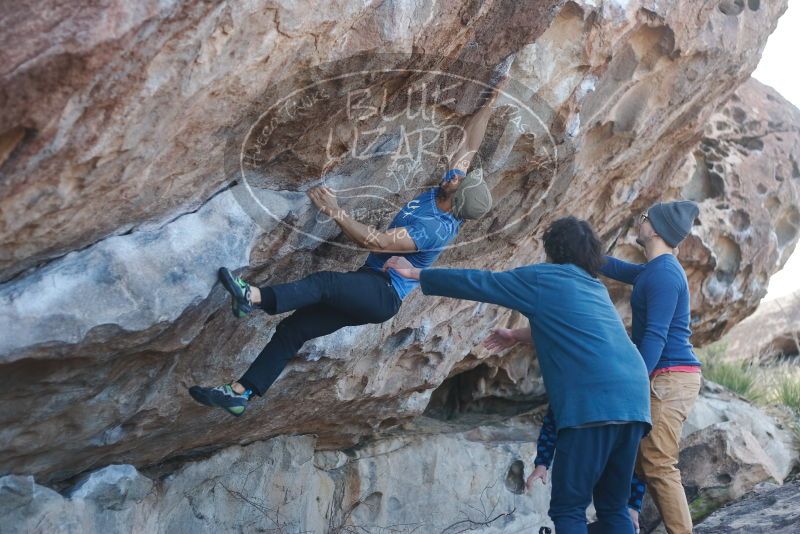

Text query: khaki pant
(636, 371), (702, 534)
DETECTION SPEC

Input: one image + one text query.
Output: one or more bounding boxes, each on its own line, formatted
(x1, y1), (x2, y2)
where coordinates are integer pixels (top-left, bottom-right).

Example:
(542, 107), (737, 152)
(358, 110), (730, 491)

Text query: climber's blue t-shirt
(364, 188), (462, 299)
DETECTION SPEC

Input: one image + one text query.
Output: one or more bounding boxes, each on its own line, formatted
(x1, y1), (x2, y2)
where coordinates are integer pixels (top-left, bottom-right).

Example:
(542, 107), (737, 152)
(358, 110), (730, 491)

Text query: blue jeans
(549, 422), (648, 534)
(239, 267), (401, 395)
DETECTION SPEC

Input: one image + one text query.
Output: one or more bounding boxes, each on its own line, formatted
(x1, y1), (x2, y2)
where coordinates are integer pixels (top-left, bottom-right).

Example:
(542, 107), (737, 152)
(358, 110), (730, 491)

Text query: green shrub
(697, 343), (764, 402)
(696, 343), (800, 416)
(773, 373), (800, 412)
(706, 361), (764, 400)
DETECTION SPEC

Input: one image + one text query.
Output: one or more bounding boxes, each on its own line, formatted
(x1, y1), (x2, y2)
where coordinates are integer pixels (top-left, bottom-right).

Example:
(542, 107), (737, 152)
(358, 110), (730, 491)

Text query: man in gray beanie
(599, 200), (702, 534)
(188, 59), (505, 416)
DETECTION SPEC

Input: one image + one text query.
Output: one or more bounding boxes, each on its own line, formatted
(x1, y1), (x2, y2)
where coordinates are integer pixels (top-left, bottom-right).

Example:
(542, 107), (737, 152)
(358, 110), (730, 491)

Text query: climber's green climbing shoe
(218, 267), (253, 318)
(188, 384), (249, 417)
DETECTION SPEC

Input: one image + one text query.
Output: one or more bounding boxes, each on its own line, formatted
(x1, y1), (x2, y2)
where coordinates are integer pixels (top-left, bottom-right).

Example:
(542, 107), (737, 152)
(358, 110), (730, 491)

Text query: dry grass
(697, 343), (764, 402)
(762, 364), (800, 412)
(697, 343), (800, 413)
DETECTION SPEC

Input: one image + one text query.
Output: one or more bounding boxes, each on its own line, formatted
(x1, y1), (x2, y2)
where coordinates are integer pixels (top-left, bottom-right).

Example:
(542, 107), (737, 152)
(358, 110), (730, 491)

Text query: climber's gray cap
(647, 201), (699, 247)
(453, 168), (492, 220)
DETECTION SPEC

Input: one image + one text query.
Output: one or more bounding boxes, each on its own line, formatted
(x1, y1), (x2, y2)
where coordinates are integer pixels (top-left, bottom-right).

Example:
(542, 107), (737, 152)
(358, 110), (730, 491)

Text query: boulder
(637, 380), (799, 532)
(68, 464), (153, 511)
(2, 383), (795, 533)
(694, 479), (800, 533)
(0, 475), (88, 534)
(0, 417), (556, 533)
(722, 290), (800, 362)
(685, 380), (798, 481)
(679, 422), (784, 522)
(606, 78), (800, 344)
(0, 0), (798, 489)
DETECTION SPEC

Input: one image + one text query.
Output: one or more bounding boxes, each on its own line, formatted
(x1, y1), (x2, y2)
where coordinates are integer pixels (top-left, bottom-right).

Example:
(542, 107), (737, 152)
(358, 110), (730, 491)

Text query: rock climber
(188, 56), (514, 416)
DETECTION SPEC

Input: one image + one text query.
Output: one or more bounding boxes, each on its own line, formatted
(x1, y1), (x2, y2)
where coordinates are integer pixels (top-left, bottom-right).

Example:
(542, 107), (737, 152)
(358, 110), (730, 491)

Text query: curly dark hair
(542, 216), (604, 277)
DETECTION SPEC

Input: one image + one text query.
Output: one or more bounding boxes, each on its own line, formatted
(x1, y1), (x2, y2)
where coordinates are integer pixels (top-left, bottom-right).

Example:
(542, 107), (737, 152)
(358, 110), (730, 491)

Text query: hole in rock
(713, 236), (741, 284)
(383, 328), (415, 354)
(775, 207), (800, 248)
(629, 24), (676, 67)
(505, 460), (526, 494)
(748, 0), (760, 10)
(757, 184), (767, 195)
(717, 473), (733, 484)
(719, 0), (745, 16)
(700, 140), (713, 154)
(378, 417), (399, 430)
(764, 195), (781, 216)
(733, 136), (764, 151)
(729, 209), (750, 231)
(683, 153), (725, 202)
(424, 364), (541, 421)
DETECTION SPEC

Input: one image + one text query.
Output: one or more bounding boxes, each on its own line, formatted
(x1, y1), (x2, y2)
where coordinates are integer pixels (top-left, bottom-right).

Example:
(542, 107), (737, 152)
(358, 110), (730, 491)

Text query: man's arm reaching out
(383, 256), (539, 316)
(600, 256), (646, 285)
(308, 186), (416, 253)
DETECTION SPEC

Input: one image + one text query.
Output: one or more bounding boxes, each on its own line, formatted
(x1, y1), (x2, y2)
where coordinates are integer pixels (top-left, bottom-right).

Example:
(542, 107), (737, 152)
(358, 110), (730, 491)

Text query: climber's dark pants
(238, 267), (401, 396)
(549, 422), (647, 534)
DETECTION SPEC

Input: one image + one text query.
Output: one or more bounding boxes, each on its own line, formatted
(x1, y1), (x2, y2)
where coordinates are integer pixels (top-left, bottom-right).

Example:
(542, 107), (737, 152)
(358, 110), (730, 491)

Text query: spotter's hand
(383, 256), (421, 280)
(483, 327), (519, 352)
(526, 465), (548, 492)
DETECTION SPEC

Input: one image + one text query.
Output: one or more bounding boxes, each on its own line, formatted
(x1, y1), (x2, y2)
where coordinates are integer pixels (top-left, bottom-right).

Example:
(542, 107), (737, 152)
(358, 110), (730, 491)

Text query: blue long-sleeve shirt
(419, 264), (651, 432)
(535, 406), (647, 512)
(600, 254), (701, 374)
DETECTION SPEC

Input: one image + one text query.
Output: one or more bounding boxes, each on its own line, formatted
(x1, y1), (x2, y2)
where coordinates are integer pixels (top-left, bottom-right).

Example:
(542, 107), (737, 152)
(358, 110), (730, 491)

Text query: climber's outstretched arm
(308, 186), (416, 253)
(448, 100), (496, 175)
(447, 53), (513, 175)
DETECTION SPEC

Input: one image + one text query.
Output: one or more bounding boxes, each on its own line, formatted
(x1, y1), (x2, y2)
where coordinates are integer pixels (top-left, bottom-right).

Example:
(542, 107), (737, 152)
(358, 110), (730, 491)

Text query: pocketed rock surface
(1, 3), (799, 530)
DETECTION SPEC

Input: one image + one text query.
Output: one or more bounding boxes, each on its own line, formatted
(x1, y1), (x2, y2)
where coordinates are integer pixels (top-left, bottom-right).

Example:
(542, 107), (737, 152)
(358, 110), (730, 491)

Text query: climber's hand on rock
(383, 256), (420, 280)
(526, 465), (548, 492)
(308, 186), (340, 217)
(483, 327), (519, 352)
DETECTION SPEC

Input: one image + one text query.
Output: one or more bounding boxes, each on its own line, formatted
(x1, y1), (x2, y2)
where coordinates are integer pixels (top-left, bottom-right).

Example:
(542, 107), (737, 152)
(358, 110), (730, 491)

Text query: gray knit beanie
(453, 168), (492, 220)
(647, 201), (699, 247)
